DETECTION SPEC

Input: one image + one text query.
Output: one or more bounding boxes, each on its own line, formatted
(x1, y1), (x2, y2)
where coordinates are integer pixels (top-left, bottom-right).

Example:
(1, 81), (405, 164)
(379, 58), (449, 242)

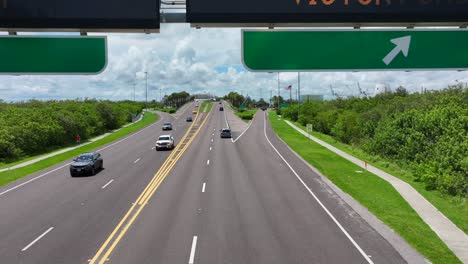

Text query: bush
(285, 87), (468, 196)
(0, 100), (144, 162)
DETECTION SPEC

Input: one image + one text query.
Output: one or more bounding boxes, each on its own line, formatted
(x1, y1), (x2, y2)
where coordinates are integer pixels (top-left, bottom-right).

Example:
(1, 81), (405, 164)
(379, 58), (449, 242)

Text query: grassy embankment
(269, 111), (461, 264)
(285, 117), (467, 235)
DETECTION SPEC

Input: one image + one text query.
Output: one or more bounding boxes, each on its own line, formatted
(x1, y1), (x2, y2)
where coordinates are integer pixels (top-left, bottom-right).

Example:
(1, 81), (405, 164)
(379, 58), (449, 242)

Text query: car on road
(70, 152), (103, 176)
(155, 135), (175, 151)
(219, 101), (222, 104)
(220, 128), (232, 138)
(192, 110), (198, 114)
(219, 106), (224, 111)
(162, 122), (173, 131)
(186, 116), (193, 122)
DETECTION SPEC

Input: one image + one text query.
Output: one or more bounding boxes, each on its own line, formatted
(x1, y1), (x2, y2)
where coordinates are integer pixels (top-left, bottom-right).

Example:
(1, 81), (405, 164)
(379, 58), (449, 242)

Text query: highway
(0, 102), (407, 264)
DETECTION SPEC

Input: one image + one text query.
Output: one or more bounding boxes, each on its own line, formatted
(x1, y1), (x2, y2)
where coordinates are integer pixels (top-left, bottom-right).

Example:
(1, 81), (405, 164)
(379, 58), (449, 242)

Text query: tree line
(281, 87), (467, 197)
(0, 99), (144, 162)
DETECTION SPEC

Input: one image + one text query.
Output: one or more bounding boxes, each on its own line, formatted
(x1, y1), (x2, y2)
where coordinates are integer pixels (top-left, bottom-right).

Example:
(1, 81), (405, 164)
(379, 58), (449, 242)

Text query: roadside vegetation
(236, 109), (257, 121)
(0, 112), (158, 187)
(269, 111), (461, 264)
(278, 87), (467, 232)
(0, 99), (145, 164)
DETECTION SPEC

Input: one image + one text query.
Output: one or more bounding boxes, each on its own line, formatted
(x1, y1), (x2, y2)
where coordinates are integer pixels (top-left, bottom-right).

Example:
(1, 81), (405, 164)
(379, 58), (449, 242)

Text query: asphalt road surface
(0, 103), (407, 264)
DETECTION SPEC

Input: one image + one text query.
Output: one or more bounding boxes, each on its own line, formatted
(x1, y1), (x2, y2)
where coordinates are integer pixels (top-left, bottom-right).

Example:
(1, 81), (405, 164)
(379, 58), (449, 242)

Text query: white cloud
(0, 25), (467, 102)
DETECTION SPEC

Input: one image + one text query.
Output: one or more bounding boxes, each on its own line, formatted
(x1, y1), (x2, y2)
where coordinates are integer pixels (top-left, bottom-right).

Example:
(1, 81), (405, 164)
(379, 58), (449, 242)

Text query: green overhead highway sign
(0, 36), (107, 75)
(242, 30), (468, 71)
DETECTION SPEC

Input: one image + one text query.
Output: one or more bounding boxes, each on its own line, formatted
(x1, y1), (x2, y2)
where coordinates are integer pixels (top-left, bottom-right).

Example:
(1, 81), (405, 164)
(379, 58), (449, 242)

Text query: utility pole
(270, 90), (273, 107)
(298, 72), (301, 118)
(159, 87), (162, 103)
(277, 72), (280, 109)
(133, 81), (136, 102)
(144, 71), (148, 109)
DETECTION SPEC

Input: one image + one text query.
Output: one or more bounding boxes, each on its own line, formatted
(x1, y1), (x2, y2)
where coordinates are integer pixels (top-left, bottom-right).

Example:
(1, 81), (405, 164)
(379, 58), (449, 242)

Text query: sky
(1, 24), (467, 102)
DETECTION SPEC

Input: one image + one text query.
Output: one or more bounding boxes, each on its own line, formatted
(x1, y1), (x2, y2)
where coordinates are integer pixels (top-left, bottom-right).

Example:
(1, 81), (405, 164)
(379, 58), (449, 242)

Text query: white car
(155, 135), (175, 151)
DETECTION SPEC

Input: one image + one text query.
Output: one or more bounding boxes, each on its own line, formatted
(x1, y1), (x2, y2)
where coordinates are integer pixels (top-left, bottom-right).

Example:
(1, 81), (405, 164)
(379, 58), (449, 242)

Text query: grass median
(269, 111), (461, 264)
(236, 109), (257, 123)
(201, 101), (213, 113)
(0, 112), (158, 187)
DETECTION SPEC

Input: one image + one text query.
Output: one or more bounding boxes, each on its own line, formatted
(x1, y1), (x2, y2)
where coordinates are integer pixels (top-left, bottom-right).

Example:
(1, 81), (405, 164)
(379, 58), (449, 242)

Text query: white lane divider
(262, 112), (374, 264)
(21, 227), (54, 252)
(133, 158), (141, 164)
(151, 146), (155, 150)
(206, 160), (210, 166)
(211, 138), (213, 143)
(188, 236), (198, 264)
(101, 179), (114, 189)
(209, 147), (212, 152)
(202, 182), (206, 193)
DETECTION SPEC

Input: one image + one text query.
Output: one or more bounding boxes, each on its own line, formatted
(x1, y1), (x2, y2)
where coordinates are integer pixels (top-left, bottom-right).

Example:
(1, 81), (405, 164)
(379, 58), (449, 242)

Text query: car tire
(70, 172), (76, 177)
(100, 161), (104, 170)
(91, 167), (95, 176)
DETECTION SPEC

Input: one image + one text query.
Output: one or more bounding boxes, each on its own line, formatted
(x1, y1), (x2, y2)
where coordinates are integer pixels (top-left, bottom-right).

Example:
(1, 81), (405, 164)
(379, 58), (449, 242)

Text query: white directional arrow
(382, 36), (411, 65)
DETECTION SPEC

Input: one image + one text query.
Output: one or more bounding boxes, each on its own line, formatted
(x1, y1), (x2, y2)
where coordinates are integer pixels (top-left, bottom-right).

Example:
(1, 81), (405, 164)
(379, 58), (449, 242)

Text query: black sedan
(186, 116), (193, 122)
(70, 152), (103, 176)
(220, 128), (232, 138)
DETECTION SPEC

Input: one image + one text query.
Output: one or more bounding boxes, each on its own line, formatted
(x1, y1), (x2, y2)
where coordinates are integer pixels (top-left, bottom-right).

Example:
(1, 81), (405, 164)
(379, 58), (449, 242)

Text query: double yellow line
(89, 112), (210, 264)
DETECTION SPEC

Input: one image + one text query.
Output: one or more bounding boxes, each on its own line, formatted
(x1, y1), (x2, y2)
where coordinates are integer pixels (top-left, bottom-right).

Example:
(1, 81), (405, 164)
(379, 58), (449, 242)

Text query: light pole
(297, 72), (301, 119)
(133, 81), (136, 102)
(277, 72), (280, 109)
(144, 71), (148, 109)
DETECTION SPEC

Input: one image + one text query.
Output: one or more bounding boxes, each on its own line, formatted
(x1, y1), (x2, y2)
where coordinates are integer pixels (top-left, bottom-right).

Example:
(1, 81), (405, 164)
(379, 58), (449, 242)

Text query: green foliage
(236, 110), (257, 121)
(281, 87), (468, 197)
(0, 100), (144, 162)
(163, 91), (191, 108)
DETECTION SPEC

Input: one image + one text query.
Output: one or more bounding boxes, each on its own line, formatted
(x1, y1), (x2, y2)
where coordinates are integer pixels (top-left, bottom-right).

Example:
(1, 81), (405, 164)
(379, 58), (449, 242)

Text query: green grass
(269, 111), (461, 264)
(201, 101), (213, 113)
(288, 119), (467, 235)
(0, 112), (159, 187)
(236, 109), (257, 123)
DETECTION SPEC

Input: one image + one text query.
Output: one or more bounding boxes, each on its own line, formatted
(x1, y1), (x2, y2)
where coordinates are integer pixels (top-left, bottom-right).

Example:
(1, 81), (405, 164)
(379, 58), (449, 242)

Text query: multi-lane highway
(0, 102), (408, 264)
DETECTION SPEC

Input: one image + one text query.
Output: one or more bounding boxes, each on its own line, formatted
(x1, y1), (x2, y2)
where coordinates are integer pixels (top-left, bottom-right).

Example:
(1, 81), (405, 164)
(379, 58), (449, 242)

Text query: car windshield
(222, 129), (230, 132)
(163, 123), (171, 126)
(76, 154), (93, 161)
(159, 136), (170, 140)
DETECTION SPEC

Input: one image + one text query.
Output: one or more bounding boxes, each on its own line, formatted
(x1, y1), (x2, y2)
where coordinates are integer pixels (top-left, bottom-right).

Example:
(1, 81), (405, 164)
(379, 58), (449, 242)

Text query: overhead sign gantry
(187, 0), (468, 27)
(0, 0), (160, 33)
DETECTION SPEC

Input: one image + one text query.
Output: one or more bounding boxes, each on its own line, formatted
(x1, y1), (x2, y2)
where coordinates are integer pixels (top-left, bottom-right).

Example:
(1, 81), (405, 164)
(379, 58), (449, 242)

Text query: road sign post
(242, 30), (468, 71)
(0, 36), (107, 75)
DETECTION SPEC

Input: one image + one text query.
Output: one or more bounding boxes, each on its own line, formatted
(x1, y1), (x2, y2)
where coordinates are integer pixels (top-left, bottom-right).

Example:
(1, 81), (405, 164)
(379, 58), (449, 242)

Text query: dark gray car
(162, 122), (173, 130)
(70, 152), (103, 177)
(220, 128), (232, 138)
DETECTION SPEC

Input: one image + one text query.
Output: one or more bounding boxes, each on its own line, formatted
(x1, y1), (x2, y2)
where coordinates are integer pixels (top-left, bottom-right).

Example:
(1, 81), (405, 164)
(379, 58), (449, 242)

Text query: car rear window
(159, 136), (170, 140)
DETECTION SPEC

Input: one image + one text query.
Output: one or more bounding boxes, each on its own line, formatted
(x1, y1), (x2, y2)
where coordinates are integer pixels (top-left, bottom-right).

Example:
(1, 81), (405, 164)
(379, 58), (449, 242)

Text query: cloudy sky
(1, 24), (467, 102)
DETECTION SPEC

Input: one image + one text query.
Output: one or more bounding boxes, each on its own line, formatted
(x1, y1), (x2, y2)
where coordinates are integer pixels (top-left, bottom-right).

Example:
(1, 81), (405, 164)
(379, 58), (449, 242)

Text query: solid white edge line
(262, 112), (374, 264)
(21, 227), (54, 252)
(188, 236), (198, 264)
(0, 114), (163, 198)
(202, 182), (206, 193)
(133, 158), (141, 164)
(231, 114), (255, 143)
(101, 179), (114, 189)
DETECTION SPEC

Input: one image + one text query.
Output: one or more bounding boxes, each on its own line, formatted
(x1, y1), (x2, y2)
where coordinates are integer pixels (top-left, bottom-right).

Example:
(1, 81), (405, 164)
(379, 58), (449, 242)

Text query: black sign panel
(187, 0), (468, 24)
(0, 0), (159, 32)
